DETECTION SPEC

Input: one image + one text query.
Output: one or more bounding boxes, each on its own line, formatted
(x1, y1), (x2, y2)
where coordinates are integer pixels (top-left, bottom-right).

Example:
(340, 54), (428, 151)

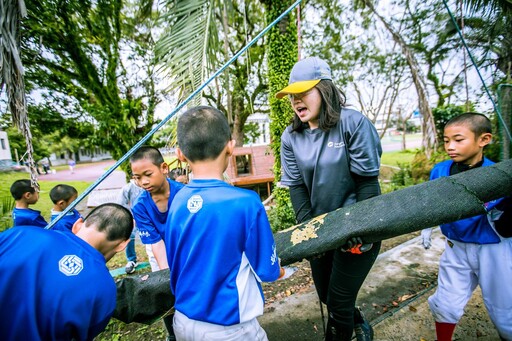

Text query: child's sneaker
(354, 307), (374, 341)
(125, 261), (137, 274)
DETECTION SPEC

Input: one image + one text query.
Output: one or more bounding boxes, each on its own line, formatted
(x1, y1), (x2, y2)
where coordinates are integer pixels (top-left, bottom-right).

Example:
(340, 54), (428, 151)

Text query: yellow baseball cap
(276, 57), (332, 99)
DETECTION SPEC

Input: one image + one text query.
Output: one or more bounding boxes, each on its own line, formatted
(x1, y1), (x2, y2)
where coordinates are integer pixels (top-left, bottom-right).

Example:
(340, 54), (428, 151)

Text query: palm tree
(155, 0), (270, 146)
(0, 0), (39, 188)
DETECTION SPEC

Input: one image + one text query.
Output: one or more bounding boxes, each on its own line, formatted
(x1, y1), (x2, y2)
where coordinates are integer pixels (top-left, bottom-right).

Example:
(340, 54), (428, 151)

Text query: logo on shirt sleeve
(59, 255), (84, 276)
(187, 195), (203, 213)
(270, 244), (278, 265)
(139, 230), (150, 238)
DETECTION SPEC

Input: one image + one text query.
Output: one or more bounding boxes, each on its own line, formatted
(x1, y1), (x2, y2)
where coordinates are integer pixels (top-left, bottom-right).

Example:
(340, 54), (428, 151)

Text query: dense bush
(385, 150), (447, 191)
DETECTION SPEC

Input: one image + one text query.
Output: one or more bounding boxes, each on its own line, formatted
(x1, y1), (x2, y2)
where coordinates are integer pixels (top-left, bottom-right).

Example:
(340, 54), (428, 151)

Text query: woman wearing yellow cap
(277, 57), (382, 341)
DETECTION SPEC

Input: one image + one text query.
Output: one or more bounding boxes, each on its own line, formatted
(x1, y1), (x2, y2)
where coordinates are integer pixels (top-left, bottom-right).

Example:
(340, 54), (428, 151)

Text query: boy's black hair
(292, 79), (347, 132)
(50, 184), (78, 204)
(10, 179), (36, 200)
(83, 203), (133, 241)
(445, 112), (492, 137)
(130, 146), (165, 166)
(177, 106), (231, 162)
(169, 167), (186, 180)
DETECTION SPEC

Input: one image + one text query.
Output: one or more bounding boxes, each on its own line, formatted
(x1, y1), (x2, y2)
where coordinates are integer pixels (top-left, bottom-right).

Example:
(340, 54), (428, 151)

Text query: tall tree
(357, 0), (438, 155)
(19, 0), (160, 164)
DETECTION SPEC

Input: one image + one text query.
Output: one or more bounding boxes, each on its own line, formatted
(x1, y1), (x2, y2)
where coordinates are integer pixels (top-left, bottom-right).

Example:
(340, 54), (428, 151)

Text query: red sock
(435, 322), (456, 341)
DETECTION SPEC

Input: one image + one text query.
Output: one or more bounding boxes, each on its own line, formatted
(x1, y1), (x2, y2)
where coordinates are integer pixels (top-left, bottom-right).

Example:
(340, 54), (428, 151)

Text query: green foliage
(243, 122), (261, 144)
(262, 1), (297, 215)
(410, 150), (446, 183)
(384, 149), (446, 192)
(485, 139), (501, 162)
(390, 162), (415, 188)
(267, 187), (296, 233)
(155, 0), (219, 101)
(156, 0), (268, 146)
(263, 1), (297, 176)
(432, 104), (467, 143)
(0, 196), (15, 232)
(20, 0), (159, 162)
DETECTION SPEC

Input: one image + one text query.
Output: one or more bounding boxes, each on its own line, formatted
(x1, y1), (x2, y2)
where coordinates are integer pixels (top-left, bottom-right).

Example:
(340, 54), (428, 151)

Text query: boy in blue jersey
(426, 113), (511, 341)
(130, 145), (184, 340)
(0, 203), (133, 341)
(50, 184), (82, 232)
(166, 106), (283, 341)
(10, 179), (48, 227)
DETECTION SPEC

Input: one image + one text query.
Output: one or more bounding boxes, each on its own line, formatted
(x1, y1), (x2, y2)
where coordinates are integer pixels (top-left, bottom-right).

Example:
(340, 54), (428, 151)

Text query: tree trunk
(113, 159), (512, 324)
(1, 0), (39, 189)
(362, 0), (437, 157)
(498, 84), (511, 160)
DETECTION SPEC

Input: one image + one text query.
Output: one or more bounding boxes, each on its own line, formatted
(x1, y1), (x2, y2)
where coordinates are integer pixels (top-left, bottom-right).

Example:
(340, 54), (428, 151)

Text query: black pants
(310, 242), (381, 329)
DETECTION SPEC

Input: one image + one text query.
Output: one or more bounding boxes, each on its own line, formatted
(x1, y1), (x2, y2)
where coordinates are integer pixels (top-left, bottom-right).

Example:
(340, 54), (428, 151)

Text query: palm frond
(155, 0), (220, 106)
(0, 0), (39, 189)
(463, 0), (512, 17)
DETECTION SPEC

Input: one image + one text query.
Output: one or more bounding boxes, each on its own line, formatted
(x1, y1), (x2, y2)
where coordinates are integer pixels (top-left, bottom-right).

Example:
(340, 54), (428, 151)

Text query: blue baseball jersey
(430, 158), (504, 244)
(131, 178), (184, 244)
(51, 209), (82, 232)
(0, 226), (116, 340)
(165, 179), (281, 326)
(12, 207), (48, 227)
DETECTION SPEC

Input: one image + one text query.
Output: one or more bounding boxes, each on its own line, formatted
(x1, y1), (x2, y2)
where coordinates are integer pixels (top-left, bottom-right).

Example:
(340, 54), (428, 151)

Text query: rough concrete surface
(259, 229), (501, 340)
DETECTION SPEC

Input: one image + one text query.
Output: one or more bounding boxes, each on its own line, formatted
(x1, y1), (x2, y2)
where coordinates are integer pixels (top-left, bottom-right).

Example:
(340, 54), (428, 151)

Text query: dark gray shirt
(281, 108), (382, 216)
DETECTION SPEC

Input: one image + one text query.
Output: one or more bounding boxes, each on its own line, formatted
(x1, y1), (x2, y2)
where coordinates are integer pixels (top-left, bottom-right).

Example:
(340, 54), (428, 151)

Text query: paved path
(381, 133), (422, 152)
(259, 229), (500, 341)
(38, 160), (126, 209)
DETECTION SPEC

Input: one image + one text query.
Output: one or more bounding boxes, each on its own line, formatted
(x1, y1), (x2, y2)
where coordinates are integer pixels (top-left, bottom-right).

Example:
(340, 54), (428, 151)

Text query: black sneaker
(354, 307), (374, 341)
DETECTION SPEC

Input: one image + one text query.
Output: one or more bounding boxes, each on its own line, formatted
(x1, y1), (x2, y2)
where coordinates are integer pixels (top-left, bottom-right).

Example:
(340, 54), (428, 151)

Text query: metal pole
(47, 0), (304, 229)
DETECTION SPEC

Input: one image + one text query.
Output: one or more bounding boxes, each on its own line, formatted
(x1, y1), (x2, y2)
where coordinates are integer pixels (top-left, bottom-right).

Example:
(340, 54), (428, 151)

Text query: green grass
(381, 150), (418, 167)
(0, 171), (92, 223)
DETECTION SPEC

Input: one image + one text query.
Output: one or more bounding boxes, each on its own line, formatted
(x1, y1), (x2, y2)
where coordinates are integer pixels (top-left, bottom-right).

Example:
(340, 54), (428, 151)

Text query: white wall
(0, 131), (13, 160)
(245, 113), (271, 146)
(48, 147), (112, 166)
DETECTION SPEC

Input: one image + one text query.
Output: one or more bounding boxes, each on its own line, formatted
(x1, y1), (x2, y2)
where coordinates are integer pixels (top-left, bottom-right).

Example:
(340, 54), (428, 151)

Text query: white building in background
(0, 131), (13, 160)
(0, 130), (111, 165)
(48, 147), (112, 166)
(245, 113), (271, 146)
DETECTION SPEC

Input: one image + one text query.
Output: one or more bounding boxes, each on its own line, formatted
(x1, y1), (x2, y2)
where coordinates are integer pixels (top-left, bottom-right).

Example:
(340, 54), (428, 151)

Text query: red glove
(341, 237), (373, 254)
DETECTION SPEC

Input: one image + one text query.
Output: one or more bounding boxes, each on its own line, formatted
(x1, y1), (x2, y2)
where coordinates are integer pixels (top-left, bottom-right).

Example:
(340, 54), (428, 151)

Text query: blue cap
(276, 57), (332, 99)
